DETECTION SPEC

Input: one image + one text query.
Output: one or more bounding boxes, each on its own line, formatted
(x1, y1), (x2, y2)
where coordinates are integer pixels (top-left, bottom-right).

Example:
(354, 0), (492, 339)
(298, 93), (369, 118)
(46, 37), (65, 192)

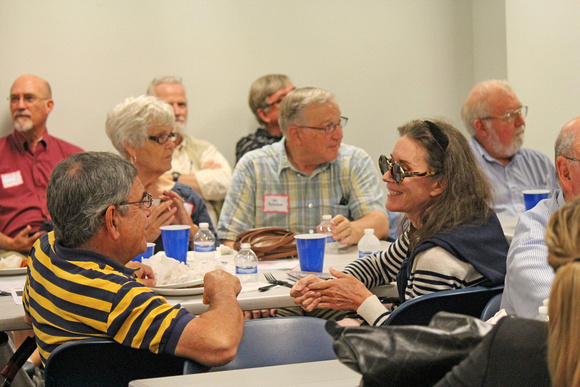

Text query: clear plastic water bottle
(317, 214), (339, 254)
(235, 243), (259, 283)
(358, 229), (381, 258)
(192, 223), (216, 268)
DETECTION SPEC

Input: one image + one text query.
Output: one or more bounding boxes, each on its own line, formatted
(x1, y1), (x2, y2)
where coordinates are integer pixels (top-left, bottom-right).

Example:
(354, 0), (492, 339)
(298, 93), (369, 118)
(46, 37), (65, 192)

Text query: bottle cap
(543, 299), (549, 306)
(364, 229), (375, 235)
(241, 243), (251, 249)
(322, 214), (332, 220)
(199, 222), (209, 229)
(538, 305), (548, 315)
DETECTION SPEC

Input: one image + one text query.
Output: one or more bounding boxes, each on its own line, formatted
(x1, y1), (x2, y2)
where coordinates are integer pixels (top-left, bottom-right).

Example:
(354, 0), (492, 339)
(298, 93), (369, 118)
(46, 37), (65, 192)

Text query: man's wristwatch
(172, 172), (181, 182)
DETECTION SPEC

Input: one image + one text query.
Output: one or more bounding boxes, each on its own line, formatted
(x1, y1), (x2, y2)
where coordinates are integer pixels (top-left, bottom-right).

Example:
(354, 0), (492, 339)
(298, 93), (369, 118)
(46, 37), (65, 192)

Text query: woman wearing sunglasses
(291, 119), (508, 326)
(106, 95), (216, 252)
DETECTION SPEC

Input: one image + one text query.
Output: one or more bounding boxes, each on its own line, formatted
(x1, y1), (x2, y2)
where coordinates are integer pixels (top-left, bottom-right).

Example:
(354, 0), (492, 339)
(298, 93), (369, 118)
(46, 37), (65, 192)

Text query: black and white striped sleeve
(343, 230), (409, 289)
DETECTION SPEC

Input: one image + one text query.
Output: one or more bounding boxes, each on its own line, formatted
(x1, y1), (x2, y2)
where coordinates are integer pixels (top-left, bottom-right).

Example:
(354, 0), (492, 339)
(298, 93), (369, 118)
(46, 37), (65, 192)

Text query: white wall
(472, 0), (507, 82)
(0, 0), (473, 171)
(506, 0), (580, 160)
(2, 0), (576, 170)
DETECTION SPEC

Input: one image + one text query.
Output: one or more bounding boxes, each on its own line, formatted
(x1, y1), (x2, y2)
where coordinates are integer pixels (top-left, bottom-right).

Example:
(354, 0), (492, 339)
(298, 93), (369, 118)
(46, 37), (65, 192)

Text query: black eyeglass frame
(120, 192), (153, 209)
(298, 116), (349, 134)
(147, 132), (179, 145)
(378, 154), (438, 185)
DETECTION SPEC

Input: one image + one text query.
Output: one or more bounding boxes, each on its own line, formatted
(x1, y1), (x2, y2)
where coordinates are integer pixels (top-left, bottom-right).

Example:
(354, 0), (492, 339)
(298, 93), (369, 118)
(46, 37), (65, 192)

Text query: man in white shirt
(147, 76), (232, 226)
(501, 116), (580, 317)
(461, 80), (558, 218)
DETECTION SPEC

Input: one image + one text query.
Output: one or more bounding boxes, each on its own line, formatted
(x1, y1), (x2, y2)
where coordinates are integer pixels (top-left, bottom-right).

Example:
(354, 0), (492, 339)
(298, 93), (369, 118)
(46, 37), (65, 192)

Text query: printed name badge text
(263, 194), (289, 213)
(1, 171), (23, 189)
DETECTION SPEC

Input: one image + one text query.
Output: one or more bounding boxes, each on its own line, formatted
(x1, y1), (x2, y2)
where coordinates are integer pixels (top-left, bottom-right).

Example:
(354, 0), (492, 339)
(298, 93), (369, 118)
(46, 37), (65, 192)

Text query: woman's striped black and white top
(343, 231), (484, 326)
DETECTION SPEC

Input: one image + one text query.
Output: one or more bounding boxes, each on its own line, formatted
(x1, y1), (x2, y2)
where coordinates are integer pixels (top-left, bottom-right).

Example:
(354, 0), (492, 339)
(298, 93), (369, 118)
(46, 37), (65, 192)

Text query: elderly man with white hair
(461, 80), (558, 218)
(218, 87), (389, 248)
(147, 76), (232, 226)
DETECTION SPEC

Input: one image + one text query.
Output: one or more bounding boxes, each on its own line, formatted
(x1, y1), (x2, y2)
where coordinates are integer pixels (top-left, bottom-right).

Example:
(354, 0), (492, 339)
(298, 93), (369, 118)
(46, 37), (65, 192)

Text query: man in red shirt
(0, 75), (83, 256)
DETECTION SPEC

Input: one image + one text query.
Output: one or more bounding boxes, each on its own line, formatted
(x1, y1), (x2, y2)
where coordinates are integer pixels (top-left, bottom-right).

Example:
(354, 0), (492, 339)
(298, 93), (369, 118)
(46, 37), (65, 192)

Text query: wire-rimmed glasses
(480, 106), (528, 125)
(299, 116), (348, 134)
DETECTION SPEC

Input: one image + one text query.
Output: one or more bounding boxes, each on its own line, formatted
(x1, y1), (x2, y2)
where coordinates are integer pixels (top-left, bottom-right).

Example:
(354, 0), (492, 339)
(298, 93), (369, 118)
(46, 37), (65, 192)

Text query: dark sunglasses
(378, 155), (438, 184)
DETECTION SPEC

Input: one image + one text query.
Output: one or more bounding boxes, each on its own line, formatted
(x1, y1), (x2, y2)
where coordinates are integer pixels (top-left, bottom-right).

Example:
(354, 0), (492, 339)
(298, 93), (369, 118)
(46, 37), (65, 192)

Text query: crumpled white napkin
(144, 252), (224, 286)
(0, 255), (23, 269)
(144, 253), (203, 285)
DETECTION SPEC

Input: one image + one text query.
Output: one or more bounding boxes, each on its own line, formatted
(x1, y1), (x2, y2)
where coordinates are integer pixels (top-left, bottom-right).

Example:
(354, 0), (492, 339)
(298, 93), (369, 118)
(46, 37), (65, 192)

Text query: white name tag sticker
(183, 202), (193, 217)
(1, 171), (23, 189)
(263, 194), (289, 213)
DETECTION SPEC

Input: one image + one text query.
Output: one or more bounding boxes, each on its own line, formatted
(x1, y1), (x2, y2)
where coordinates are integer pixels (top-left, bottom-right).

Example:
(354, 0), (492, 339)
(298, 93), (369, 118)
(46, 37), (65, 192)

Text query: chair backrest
(384, 286), (504, 326)
(184, 316), (336, 373)
(44, 338), (207, 387)
(480, 293), (504, 321)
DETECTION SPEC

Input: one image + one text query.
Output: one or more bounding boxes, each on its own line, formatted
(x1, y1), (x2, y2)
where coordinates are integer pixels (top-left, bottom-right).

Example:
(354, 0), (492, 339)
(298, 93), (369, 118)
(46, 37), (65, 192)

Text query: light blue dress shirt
(469, 137), (558, 218)
(500, 189), (566, 318)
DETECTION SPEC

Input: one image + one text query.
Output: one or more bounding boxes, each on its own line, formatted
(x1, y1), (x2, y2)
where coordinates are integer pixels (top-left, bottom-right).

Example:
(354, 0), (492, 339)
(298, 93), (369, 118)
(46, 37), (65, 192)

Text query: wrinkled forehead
(154, 83), (187, 102)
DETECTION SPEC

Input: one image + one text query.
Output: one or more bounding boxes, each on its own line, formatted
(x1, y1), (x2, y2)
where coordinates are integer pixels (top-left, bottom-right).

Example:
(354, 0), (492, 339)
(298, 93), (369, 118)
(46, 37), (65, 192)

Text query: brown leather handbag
(233, 227), (297, 260)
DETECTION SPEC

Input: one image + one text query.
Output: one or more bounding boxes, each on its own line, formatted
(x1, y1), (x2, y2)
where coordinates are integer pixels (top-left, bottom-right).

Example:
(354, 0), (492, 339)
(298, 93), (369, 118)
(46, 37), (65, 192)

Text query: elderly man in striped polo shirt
(23, 152), (243, 367)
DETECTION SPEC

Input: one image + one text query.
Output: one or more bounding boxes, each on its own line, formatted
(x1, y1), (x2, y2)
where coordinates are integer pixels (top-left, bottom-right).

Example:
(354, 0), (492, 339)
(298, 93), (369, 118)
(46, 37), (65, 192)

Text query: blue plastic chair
(184, 316), (336, 373)
(383, 286), (504, 326)
(480, 293), (504, 321)
(44, 338), (208, 387)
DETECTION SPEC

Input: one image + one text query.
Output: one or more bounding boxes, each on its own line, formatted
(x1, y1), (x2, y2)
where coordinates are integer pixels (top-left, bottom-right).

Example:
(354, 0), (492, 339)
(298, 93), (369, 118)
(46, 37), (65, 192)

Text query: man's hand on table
(331, 215), (362, 246)
(203, 269), (242, 305)
(126, 261), (157, 287)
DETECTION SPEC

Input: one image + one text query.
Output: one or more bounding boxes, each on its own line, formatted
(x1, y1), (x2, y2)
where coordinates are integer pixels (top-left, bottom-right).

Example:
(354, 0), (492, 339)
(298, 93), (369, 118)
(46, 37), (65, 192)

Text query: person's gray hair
(461, 80), (513, 136)
(47, 152), (138, 248)
(555, 125), (579, 160)
(248, 74), (291, 125)
(146, 76), (184, 96)
(397, 119), (492, 252)
(554, 123), (580, 186)
(105, 95), (175, 159)
(279, 87), (335, 135)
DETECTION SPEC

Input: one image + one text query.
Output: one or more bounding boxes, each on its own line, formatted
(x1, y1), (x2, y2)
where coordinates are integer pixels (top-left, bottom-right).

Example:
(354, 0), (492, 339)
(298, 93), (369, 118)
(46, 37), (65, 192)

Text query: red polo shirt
(0, 130), (83, 238)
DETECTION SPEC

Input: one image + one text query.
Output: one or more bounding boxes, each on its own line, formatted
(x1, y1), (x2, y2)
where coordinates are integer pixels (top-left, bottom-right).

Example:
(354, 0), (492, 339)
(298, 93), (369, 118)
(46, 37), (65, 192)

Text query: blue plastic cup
(132, 242), (156, 262)
(160, 225), (191, 263)
(294, 234), (327, 272)
(523, 189), (550, 211)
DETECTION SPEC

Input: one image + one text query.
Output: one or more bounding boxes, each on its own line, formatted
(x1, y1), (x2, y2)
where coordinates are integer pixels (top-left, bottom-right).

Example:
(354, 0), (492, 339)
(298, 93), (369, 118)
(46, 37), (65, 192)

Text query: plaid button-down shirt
(218, 140), (386, 241)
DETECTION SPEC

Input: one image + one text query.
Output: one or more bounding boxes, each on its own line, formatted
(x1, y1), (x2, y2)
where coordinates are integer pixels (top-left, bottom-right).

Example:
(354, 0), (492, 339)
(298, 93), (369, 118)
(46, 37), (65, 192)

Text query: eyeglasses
(378, 154), (438, 185)
(299, 116), (348, 134)
(564, 156), (580, 163)
(120, 192), (153, 209)
(480, 106), (528, 125)
(8, 94), (49, 106)
(148, 132), (179, 145)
